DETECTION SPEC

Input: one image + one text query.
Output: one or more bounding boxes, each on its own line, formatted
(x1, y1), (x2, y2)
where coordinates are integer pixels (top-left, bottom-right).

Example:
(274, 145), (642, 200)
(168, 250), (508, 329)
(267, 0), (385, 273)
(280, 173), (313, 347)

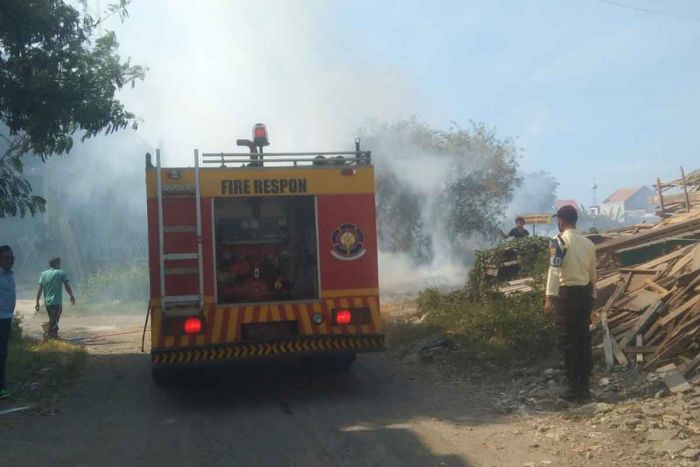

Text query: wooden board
(626, 270), (658, 293)
(620, 300), (666, 349)
(636, 335), (644, 363)
(669, 249), (696, 276)
(693, 244), (700, 271)
(616, 289), (662, 312)
(658, 295), (700, 327)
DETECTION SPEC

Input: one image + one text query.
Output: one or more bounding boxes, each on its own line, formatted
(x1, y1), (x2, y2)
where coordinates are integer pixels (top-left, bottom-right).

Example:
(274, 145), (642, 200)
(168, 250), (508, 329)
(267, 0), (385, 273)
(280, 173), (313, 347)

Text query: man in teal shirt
(35, 257), (76, 339)
(0, 245), (16, 399)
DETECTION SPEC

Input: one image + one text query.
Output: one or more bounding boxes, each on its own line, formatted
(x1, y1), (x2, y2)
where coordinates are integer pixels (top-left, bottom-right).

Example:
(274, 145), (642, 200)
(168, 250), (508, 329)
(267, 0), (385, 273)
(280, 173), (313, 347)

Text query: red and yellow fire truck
(145, 124), (384, 383)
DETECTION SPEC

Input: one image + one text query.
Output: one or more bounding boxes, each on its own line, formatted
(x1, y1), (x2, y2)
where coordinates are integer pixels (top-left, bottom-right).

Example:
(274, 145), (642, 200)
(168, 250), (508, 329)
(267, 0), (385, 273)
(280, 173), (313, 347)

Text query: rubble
(591, 209), (700, 379)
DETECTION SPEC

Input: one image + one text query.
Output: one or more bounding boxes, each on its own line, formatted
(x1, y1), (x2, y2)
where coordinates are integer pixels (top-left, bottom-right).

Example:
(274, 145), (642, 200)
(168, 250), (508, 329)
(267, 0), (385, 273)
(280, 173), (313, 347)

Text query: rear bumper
(152, 334), (385, 366)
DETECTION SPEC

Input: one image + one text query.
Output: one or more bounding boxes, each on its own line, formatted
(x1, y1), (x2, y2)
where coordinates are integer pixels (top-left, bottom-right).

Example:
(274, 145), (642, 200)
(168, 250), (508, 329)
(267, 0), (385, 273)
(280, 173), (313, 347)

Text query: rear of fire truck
(145, 124), (384, 383)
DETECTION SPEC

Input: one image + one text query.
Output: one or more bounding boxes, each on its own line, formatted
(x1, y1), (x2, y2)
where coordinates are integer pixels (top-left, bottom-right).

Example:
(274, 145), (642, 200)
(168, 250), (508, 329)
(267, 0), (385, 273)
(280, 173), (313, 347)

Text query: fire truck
(145, 124), (384, 383)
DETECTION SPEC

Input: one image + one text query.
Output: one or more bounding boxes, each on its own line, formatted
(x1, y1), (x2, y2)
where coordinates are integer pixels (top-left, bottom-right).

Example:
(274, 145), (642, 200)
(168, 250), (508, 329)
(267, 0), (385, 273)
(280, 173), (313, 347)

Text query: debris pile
(578, 384), (700, 464)
(592, 209), (700, 386)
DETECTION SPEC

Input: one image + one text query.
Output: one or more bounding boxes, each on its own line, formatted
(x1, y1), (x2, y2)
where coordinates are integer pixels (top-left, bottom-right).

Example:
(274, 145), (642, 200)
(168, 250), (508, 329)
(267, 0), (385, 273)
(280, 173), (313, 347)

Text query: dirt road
(0, 304), (654, 467)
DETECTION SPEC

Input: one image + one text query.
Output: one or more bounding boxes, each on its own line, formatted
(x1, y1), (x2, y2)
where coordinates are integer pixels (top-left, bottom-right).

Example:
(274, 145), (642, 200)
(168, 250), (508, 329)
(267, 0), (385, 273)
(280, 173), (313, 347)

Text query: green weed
(412, 287), (556, 364)
(78, 265), (149, 304)
(6, 317), (87, 407)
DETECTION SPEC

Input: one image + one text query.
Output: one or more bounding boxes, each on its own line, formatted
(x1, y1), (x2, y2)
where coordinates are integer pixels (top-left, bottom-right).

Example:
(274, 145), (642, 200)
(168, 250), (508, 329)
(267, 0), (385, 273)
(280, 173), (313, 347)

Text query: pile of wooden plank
(595, 210), (700, 256)
(593, 242), (700, 373)
(498, 278), (535, 296)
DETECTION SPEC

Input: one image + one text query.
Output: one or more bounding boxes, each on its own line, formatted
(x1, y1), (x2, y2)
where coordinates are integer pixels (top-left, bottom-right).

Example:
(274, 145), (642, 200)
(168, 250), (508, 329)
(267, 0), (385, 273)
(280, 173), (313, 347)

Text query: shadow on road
(2, 350), (486, 466)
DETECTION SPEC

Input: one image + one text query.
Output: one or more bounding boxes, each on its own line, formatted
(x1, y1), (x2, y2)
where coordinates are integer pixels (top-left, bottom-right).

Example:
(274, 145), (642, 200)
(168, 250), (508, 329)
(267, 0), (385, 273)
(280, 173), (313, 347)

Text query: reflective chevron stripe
(152, 335), (385, 365)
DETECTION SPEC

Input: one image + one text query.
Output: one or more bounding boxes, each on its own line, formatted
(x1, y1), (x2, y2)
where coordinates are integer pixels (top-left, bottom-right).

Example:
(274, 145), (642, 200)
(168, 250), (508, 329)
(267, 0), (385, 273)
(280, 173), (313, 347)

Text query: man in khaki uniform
(544, 205), (596, 402)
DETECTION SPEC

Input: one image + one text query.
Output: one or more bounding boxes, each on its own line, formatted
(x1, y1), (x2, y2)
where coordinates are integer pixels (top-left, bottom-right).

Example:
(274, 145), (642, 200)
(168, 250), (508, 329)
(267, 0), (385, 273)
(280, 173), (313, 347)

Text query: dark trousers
(0, 318), (10, 391)
(555, 284), (593, 392)
(45, 305), (62, 338)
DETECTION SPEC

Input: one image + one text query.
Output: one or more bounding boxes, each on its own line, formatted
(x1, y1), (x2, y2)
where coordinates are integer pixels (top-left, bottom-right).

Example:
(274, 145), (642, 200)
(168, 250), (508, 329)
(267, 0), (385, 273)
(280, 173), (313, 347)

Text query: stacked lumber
(592, 210), (700, 280)
(593, 243), (700, 371)
(595, 210), (700, 256)
(498, 278), (534, 296)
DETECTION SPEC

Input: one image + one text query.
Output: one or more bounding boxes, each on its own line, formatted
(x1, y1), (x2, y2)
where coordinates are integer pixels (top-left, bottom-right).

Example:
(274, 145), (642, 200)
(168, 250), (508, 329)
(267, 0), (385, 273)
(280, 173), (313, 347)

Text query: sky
(107, 0), (700, 208)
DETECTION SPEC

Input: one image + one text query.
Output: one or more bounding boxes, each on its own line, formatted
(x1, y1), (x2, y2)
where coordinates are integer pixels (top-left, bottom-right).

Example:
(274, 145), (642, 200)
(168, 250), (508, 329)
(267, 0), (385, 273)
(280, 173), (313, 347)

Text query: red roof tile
(603, 187), (643, 203)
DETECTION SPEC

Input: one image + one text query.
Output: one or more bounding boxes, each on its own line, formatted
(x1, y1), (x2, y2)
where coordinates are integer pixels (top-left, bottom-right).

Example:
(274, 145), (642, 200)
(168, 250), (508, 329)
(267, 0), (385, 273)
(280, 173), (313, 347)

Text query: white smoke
(111, 0), (416, 163)
(4, 2), (511, 297)
(109, 1), (471, 297)
(368, 126), (503, 297)
(504, 170), (559, 236)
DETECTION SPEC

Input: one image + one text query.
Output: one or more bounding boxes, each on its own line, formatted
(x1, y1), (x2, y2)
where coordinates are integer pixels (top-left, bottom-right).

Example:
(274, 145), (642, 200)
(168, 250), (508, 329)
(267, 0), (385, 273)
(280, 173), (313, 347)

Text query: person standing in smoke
(35, 257), (76, 340)
(543, 205), (596, 403)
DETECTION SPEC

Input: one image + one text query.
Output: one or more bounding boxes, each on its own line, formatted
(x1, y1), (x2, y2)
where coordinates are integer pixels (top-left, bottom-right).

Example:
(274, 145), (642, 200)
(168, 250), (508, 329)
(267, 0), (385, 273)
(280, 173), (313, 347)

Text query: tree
(0, 0), (145, 217)
(362, 118), (521, 263)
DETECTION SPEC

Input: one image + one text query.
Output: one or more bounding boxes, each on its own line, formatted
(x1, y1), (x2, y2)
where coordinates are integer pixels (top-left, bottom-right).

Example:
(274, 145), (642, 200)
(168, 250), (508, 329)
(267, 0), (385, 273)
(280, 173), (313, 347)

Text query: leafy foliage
(8, 317), (87, 405)
(0, 0), (145, 217)
(375, 170), (433, 262)
(467, 236), (550, 298)
(0, 150), (45, 216)
(403, 237), (555, 364)
(363, 118), (521, 263)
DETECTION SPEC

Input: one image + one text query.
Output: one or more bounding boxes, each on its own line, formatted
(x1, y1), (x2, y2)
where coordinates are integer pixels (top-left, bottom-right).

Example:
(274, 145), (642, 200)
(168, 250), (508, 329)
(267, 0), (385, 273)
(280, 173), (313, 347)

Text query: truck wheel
(151, 366), (173, 386)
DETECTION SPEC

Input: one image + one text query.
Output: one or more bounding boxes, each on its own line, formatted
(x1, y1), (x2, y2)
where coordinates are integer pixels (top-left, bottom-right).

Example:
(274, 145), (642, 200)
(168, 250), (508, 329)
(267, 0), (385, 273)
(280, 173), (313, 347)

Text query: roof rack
(200, 151), (371, 168)
(199, 139), (371, 168)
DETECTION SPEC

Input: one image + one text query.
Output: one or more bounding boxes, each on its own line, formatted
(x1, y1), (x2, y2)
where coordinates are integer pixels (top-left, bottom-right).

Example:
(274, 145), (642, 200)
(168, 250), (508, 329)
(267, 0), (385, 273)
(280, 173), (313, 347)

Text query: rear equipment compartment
(214, 196), (318, 304)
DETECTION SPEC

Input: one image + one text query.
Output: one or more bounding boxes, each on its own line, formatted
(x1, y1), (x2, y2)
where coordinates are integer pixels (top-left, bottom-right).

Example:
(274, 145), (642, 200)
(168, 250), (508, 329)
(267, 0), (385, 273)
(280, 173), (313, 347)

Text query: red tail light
(335, 309), (352, 325)
(183, 317), (202, 334)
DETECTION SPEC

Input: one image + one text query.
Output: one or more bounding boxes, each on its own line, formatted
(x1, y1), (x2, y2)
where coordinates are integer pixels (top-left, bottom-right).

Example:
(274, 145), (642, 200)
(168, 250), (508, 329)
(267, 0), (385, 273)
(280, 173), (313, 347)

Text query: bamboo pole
(681, 167), (692, 213)
(656, 177), (666, 216)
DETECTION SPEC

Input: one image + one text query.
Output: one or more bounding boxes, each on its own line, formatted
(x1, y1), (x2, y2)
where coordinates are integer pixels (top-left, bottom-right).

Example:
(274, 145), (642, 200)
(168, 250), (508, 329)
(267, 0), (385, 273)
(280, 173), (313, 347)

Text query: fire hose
(141, 303), (151, 353)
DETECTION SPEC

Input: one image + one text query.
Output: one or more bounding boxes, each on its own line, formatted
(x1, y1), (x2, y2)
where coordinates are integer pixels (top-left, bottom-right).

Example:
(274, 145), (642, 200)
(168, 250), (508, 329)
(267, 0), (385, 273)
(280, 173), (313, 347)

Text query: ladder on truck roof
(155, 149), (204, 317)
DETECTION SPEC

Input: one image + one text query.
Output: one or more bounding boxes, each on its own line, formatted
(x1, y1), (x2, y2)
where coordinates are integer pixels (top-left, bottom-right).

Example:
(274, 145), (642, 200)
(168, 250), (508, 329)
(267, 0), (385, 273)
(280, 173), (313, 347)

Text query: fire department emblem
(331, 224), (366, 261)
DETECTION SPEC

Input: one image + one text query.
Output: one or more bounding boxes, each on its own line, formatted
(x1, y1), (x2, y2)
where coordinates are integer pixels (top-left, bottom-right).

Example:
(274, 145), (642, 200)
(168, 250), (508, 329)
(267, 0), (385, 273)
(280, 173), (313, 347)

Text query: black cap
(555, 205), (578, 224)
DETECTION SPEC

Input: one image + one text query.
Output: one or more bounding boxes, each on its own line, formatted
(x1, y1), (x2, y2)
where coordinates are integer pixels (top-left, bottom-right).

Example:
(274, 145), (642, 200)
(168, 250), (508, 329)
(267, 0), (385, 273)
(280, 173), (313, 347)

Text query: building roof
(553, 199), (580, 210)
(603, 186), (649, 204)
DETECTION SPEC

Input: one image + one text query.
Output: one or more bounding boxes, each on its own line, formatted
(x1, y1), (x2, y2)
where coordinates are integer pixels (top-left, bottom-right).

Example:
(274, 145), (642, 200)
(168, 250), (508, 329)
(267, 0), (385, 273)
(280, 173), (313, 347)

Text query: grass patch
(6, 317), (87, 408)
(389, 238), (557, 367)
(412, 288), (557, 364)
